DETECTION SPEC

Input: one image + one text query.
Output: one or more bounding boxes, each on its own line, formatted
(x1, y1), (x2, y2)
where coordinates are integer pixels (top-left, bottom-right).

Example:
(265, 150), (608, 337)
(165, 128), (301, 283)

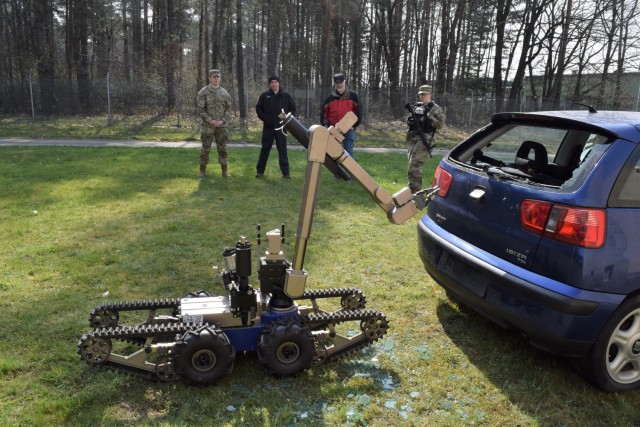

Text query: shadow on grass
(435, 299), (640, 424)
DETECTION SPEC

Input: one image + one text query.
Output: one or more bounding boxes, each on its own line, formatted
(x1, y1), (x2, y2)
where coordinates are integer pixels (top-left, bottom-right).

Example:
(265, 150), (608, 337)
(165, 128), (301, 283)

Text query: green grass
(1, 146), (638, 426)
(0, 114), (466, 150)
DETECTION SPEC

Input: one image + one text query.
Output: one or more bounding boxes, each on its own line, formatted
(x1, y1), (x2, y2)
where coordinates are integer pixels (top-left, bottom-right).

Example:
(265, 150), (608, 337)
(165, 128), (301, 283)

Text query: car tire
(581, 295), (640, 392)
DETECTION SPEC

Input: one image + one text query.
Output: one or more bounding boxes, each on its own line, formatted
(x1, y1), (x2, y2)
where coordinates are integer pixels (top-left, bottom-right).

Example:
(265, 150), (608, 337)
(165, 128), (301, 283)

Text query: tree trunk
(506, 0), (549, 111)
(122, 0), (131, 83)
(320, 0), (333, 88)
(266, 0), (278, 74)
(551, 0), (572, 108)
(132, 0), (142, 81)
(235, 0), (246, 126)
(435, 0), (450, 95)
(445, 0), (465, 94)
(33, 0), (57, 113)
(493, 0), (511, 113)
(165, 0), (176, 110)
(417, 0), (432, 84)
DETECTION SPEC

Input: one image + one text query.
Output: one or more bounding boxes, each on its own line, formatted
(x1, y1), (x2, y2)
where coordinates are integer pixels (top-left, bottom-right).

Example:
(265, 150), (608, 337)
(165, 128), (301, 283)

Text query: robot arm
(279, 112), (438, 298)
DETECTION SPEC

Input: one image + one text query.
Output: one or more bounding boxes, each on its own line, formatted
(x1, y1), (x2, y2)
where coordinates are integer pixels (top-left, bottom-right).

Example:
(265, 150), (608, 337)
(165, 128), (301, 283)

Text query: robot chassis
(78, 112), (438, 385)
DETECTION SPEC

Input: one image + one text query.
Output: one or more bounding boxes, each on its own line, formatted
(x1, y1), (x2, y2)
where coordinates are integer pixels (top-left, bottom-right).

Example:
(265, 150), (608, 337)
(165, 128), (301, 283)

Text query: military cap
(333, 73), (346, 83)
(209, 69), (221, 77)
(418, 85), (432, 94)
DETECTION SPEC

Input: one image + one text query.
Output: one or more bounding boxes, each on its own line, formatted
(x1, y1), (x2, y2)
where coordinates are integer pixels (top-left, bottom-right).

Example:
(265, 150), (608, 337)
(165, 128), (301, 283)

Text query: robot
(77, 112), (438, 385)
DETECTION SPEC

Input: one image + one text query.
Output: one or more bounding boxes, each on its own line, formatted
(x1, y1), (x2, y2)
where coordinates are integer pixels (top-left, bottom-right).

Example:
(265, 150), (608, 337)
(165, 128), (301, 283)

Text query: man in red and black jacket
(320, 73), (361, 159)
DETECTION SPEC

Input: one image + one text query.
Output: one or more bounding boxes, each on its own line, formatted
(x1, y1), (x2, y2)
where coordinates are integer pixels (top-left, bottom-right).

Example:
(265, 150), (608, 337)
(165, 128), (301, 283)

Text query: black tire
(173, 326), (235, 386)
(580, 295), (640, 392)
(257, 319), (315, 377)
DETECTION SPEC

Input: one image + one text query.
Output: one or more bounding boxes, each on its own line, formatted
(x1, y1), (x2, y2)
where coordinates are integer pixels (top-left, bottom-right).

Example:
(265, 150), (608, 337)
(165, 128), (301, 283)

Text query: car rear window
(451, 123), (610, 189)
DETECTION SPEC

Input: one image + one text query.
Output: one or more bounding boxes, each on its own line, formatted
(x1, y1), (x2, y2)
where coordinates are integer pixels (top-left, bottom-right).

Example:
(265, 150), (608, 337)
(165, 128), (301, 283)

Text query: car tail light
(520, 199), (606, 248)
(432, 166), (452, 197)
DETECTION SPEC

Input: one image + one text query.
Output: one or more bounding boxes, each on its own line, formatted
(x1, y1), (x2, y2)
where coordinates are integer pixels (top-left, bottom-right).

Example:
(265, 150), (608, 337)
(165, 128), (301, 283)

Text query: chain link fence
(3, 71), (640, 134)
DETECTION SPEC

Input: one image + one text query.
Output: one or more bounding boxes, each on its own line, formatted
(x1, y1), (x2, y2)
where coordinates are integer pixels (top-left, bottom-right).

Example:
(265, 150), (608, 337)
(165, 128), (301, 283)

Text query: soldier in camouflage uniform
(196, 69), (232, 177)
(406, 84), (444, 193)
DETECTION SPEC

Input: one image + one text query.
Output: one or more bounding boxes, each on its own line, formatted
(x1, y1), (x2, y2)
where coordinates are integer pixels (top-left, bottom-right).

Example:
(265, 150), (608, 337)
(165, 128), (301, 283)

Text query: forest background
(2, 0), (640, 132)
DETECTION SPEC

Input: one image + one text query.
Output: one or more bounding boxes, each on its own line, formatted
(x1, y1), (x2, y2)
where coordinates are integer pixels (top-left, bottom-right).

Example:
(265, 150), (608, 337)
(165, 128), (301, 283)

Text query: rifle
(404, 102), (434, 157)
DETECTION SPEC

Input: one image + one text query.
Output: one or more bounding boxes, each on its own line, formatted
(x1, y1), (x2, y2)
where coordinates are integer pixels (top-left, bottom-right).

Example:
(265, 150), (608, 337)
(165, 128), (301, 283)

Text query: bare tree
(197, 0), (209, 91)
(506, 0), (553, 111)
(416, 0), (434, 84)
(596, 0), (620, 107)
(236, 0), (247, 126)
(612, 0), (639, 109)
(4, 0), (640, 118)
(367, 0), (406, 117)
(570, 0), (605, 103)
(33, 0), (57, 113)
(320, 0), (334, 88)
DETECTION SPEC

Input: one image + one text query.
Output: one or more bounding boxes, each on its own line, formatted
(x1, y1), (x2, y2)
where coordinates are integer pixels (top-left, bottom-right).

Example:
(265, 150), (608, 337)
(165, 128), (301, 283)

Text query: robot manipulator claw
(385, 186), (438, 224)
(413, 185), (440, 209)
(413, 186), (440, 210)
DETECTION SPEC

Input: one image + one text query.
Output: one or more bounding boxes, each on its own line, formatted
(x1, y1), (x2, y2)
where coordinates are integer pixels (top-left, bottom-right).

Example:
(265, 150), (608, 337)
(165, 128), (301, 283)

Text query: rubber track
(87, 289), (364, 325)
(296, 287), (365, 300)
(78, 322), (207, 380)
(299, 308), (389, 364)
(88, 298), (182, 323)
(89, 322), (203, 339)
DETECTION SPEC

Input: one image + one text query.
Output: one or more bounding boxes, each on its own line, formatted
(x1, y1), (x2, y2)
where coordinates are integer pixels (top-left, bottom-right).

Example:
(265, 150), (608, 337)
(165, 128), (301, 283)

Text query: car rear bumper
(417, 216), (624, 357)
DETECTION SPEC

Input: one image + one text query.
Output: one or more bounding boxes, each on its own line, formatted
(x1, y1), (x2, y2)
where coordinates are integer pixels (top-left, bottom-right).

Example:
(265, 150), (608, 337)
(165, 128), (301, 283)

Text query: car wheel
(582, 295), (640, 392)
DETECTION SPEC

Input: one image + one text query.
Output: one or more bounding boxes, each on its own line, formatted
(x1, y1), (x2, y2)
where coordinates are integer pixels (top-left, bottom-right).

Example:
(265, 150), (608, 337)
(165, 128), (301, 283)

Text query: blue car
(418, 109), (640, 392)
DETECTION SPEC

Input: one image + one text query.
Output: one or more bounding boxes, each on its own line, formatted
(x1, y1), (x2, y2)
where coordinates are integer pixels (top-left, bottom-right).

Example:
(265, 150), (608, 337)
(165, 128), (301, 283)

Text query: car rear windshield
(451, 123), (610, 189)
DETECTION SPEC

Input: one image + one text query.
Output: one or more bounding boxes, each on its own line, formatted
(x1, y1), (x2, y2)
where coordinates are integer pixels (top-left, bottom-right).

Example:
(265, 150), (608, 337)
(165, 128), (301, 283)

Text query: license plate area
(437, 251), (488, 297)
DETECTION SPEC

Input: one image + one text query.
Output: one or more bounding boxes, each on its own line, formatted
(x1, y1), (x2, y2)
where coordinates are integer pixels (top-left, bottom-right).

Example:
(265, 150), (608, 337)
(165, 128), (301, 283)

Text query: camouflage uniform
(406, 85), (444, 193)
(196, 71), (231, 169)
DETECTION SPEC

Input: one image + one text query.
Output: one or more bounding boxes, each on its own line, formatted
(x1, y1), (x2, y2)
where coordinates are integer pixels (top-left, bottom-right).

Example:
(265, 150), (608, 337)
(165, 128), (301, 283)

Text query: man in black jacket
(255, 75), (297, 178)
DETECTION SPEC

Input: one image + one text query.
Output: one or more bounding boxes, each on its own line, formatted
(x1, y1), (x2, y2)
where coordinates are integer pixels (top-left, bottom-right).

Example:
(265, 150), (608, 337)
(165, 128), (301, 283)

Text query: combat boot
(199, 165), (206, 177)
(221, 164), (230, 177)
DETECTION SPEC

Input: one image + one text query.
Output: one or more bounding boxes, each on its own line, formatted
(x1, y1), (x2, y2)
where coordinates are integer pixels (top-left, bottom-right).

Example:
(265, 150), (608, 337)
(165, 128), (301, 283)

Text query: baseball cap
(418, 85), (432, 94)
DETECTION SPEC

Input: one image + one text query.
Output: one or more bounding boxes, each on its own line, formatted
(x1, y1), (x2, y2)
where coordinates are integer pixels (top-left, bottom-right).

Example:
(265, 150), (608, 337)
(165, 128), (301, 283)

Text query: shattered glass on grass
(339, 339), (425, 423)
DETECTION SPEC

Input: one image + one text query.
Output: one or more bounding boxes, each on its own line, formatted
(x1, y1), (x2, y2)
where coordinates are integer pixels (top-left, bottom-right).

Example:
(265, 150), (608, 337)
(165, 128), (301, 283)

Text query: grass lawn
(0, 145), (638, 426)
(0, 114), (468, 150)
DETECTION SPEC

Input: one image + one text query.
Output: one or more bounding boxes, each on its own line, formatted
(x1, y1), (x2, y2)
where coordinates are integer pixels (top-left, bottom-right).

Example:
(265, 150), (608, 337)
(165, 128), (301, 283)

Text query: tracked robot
(77, 112), (438, 385)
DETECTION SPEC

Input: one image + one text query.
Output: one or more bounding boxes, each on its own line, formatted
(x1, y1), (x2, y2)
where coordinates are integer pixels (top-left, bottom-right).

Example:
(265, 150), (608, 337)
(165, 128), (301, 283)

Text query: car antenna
(572, 102), (597, 113)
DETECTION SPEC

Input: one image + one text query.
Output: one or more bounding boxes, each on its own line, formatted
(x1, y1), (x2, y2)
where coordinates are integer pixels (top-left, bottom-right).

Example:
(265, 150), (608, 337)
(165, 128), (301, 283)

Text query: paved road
(0, 137), (448, 155)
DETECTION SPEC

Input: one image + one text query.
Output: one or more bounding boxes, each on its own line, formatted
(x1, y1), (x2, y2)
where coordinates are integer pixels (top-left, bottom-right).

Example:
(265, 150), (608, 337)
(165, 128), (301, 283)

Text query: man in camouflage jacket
(196, 69), (232, 177)
(406, 84), (445, 193)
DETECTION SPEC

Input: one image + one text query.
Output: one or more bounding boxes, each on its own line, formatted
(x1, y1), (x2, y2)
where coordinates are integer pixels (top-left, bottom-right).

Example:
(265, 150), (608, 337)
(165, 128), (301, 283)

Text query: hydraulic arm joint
(279, 112), (438, 298)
